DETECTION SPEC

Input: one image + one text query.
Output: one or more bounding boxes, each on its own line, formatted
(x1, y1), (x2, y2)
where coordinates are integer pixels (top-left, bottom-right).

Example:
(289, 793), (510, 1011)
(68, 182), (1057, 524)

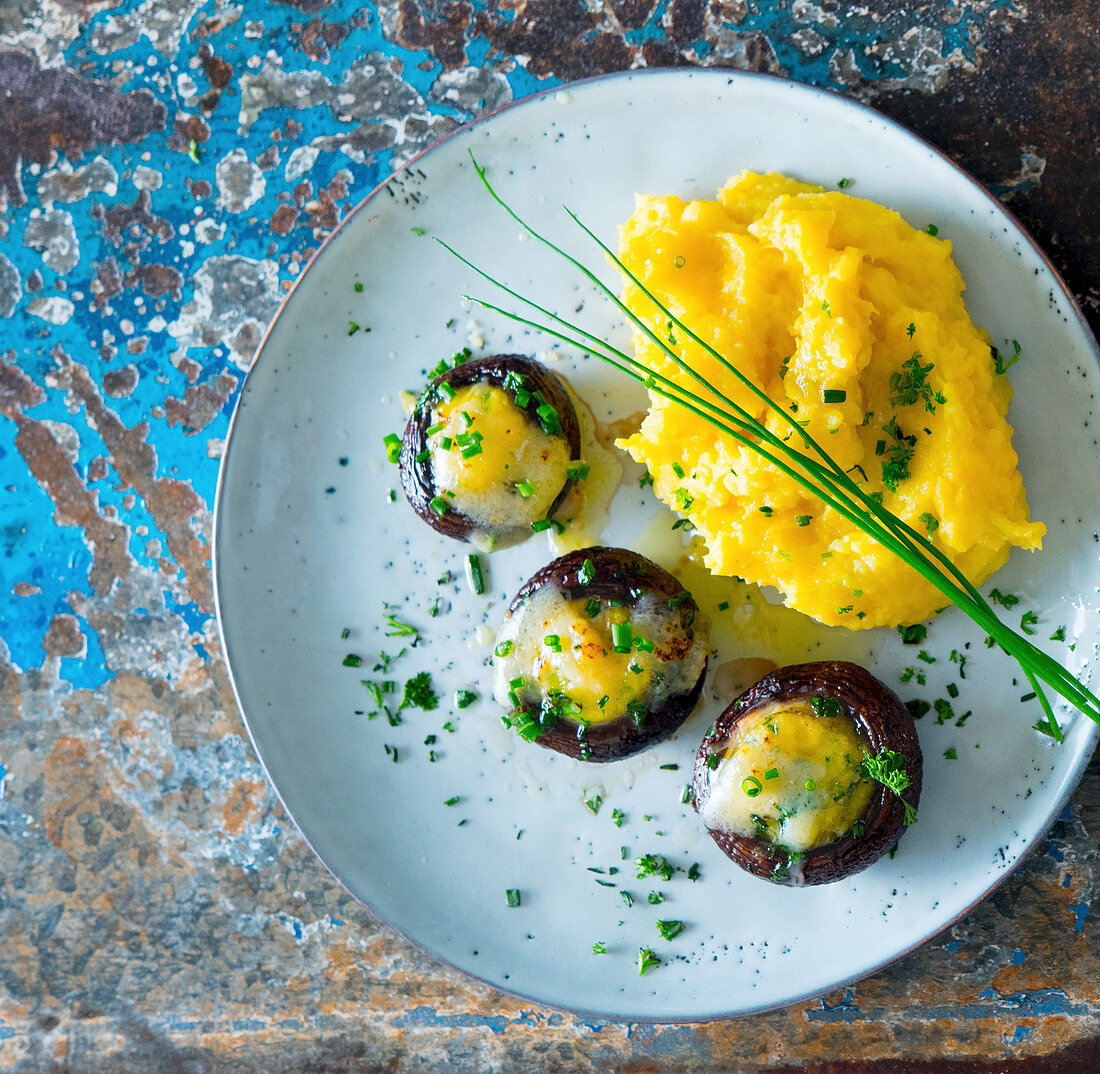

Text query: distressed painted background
(0, 0), (1097, 1070)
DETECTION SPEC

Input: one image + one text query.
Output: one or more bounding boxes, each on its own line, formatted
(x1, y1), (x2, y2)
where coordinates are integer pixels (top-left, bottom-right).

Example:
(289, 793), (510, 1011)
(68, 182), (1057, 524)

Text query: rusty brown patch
(123, 263), (184, 301)
(294, 15), (360, 63)
(190, 179), (212, 200)
(197, 44), (234, 112)
(59, 357), (212, 611)
(94, 190), (173, 249)
(0, 52), (165, 207)
(388, 0), (473, 70)
(303, 172), (351, 236)
(220, 778), (267, 834)
(173, 113), (211, 150)
(43, 614), (85, 660)
(13, 581), (40, 596)
(0, 357), (130, 596)
(477, 0), (634, 80)
(164, 372), (238, 435)
(0, 352), (47, 410)
(272, 0), (335, 13)
(270, 204), (300, 235)
(102, 365), (138, 399)
(666, 0), (706, 45)
(92, 257), (123, 311)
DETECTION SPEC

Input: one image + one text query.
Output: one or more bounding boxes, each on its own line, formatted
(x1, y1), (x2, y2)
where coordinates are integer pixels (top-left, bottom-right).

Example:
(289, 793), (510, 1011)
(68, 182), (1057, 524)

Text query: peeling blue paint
(1071, 902), (1090, 933)
(807, 989), (1093, 1023)
(944, 939), (964, 952)
(1011, 948), (1026, 965)
(0, 1021), (14, 1047)
(1009, 1025), (1033, 1044)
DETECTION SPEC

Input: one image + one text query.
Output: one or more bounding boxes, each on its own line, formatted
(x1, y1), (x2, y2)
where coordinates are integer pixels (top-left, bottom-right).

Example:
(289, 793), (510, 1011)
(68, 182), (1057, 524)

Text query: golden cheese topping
(616, 171), (1044, 628)
(492, 585), (706, 727)
(429, 382), (571, 534)
(699, 701), (873, 853)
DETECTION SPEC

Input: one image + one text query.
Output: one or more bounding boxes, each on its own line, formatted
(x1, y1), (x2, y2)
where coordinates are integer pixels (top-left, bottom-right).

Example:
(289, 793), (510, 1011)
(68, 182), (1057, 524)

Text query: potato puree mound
(617, 172), (1044, 629)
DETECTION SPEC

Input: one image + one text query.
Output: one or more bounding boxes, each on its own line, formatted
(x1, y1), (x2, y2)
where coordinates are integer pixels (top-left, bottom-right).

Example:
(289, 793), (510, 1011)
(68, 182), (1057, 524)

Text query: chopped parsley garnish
(592, 941), (607, 954)
(944, 747), (958, 760)
(861, 748), (916, 824)
(889, 352), (943, 413)
(656, 920), (684, 941)
(611, 808), (625, 828)
(796, 514), (811, 527)
(687, 862), (701, 881)
(455, 689), (477, 709)
(401, 672), (439, 711)
(920, 512), (939, 536)
(810, 696), (842, 718)
(991, 339), (1022, 375)
(567, 462), (591, 481)
(898, 623), (927, 645)
(637, 948), (660, 975)
(1020, 610), (1039, 635)
(584, 793), (602, 815)
(837, 177), (850, 188)
(342, 653), (362, 668)
(635, 854), (676, 881)
(989, 588), (1019, 609)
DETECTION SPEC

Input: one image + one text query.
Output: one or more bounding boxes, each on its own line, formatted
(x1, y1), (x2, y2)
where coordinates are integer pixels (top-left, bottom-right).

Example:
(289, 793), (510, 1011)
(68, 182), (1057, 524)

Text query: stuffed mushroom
(493, 547), (708, 761)
(692, 661), (922, 885)
(399, 353), (582, 549)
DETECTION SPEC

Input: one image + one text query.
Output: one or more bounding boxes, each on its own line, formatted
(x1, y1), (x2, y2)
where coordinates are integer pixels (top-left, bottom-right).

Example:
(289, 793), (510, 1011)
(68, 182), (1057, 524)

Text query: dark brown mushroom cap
(501, 547), (707, 762)
(399, 354), (582, 546)
(692, 661), (923, 885)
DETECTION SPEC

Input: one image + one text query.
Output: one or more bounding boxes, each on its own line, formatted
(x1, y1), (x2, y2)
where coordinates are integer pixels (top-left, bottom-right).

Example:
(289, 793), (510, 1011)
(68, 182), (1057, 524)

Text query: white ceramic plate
(214, 70), (1100, 1020)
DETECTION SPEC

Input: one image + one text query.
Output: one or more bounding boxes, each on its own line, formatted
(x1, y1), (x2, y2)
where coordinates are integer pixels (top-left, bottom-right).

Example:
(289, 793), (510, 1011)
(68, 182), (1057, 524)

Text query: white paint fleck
(132, 165), (163, 190)
(23, 208), (80, 273)
(27, 296), (74, 325)
(215, 148), (266, 213)
(285, 145), (320, 182)
(195, 219), (226, 245)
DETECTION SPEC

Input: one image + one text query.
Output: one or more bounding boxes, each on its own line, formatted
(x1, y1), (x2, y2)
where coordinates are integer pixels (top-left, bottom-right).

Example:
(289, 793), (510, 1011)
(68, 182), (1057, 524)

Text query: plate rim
(212, 66), (1100, 1022)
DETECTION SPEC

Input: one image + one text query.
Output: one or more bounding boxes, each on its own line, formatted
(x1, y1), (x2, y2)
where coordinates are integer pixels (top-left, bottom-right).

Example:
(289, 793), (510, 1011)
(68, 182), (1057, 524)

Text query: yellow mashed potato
(617, 172), (1044, 629)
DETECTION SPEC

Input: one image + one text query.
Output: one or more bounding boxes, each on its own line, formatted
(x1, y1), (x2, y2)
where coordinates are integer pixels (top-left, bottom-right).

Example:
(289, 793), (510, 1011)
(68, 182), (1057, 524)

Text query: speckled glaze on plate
(213, 69), (1100, 1020)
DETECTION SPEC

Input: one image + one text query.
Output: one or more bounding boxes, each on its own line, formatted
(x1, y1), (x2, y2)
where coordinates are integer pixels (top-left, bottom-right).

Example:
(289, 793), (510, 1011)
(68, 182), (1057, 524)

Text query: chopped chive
(429, 495), (449, 515)
(680, 785), (692, 804)
(796, 514), (811, 526)
(536, 403), (561, 434)
(383, 433), (401, 463)
(763, 767), (779, 781)
(426, 420), (445, 436)
(823, 388), (846, 403)
(567, 462), (590, 481)
(465, 553), (486, 595)
(415, 448), (431, 463)
(494, 640), (513, 657)
(804, 779), (817, 791)
(742, 776), (762, 797)
(544, 634), (562, 652)
(444, 796), (459, 806)
(611, 621), (633, 653)
(584, 793), (602, 814)
(342, 654), (362, 668)
(578, 557), (596, 585)
(585, 597), (600, 618)
(505, 889), (521, 908)
(671, 462), (685, 479)
(515, 479), (536, 498)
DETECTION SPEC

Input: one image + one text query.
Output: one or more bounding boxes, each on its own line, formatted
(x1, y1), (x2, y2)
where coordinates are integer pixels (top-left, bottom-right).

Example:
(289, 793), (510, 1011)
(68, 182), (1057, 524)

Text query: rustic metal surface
(0, 1), (1097, 1069)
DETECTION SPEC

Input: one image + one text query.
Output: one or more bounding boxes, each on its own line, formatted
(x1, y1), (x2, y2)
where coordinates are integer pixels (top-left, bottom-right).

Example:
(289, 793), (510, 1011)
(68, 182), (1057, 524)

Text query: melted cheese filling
(700, 701), (873, 853)
(429, 382), (571, 533)
(493, 585), (705, 726)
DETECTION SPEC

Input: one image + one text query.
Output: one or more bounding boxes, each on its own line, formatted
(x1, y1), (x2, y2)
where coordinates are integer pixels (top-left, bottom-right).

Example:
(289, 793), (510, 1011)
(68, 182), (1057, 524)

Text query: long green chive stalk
(442, 155), (1100, 736)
